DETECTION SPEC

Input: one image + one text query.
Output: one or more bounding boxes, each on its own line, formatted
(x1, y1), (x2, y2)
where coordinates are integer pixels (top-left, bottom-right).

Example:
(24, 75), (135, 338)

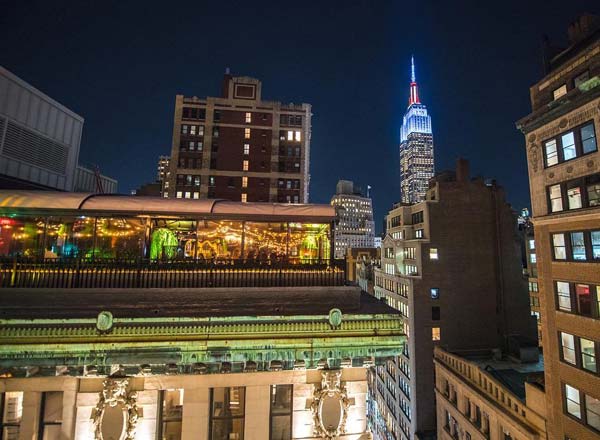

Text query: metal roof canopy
(0, 191), (335, 222)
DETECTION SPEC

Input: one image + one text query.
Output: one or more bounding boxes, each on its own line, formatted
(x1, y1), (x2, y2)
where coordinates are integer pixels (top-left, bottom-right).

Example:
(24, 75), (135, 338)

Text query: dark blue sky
(2, 1), (599, 230)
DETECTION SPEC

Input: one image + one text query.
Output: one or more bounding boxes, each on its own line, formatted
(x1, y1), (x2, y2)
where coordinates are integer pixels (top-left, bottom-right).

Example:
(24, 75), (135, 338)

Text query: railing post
(10, 256), (17, 287)
(73, 258), (80, 288)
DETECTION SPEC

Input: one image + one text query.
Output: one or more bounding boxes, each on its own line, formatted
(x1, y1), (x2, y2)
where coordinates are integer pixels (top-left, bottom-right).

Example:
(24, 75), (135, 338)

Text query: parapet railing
(0, 257), (346, 289)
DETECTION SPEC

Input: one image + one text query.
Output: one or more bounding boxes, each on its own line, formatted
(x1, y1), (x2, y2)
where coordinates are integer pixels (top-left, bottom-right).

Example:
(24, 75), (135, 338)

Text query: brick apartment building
(516, 14), (600, 439)
(166, 71), (312, 203)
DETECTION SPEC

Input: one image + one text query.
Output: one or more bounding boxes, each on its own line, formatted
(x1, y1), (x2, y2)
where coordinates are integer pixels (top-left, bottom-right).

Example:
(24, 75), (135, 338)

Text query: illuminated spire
(409, 55), (420, 106)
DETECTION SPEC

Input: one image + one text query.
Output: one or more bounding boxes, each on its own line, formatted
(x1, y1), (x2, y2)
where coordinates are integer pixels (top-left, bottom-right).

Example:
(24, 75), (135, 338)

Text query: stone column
(19, 392), (41, 440)
(182, 388), (209, 440)
(244, 385), (270, 440)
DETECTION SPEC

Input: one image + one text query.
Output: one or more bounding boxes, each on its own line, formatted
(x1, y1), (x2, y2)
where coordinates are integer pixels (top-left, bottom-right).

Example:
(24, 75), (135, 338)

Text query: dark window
(214, 110), (221, 122)
(182, 107), (206, 120)
(38, 392), (62, 440)
(432, 306), (440, 321)
(270, 385), (292, 440)
(209, 387), (245, 440)
(209, 176), (215, 187)
(411, 211), (424, 224)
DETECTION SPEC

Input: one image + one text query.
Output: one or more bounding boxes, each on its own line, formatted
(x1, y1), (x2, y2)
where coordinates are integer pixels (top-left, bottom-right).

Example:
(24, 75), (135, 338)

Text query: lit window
(575, 284), (591, 316)
(0, 392), (23, 436)
(210, 387), (245, 439)
(431, 288), (439, 299)
(287, 131), (293, 141)
(184, 191), (191, 199)
(190, 125), (197, 135)
(593, 231), (600, 258)
(567, 185), (583, 209)
(157, 389), (183, 440)
(245, 112), (251, 123)
(415, 229), (424, 238)
(429, 248), (438, 260)
(560, 332), (576, 365)
(193, 192), (199, 199)
(564, 384), (581, 419)
(553, 233), (566, 260)
(295, 131), (301, 142)
(556, 281), (572, 312)
(562, 132), (576, 161)
(242, 177), (248, 188)
(586, 394), (600, 431)
(549, 184), (563, 212)
(529, 239), (535, 250)
(244, 128), (251, 139)
(530, 253), (536, 263)
(243, 143), (250, 155)
(575, 71), (590, 88)
(181, 124), (188, 134)
(243, 160), (249, 171)
(209, 176), (215, 187)
(432, 327), (441, 341)
(241, 193), (247, 203)
(580, 338), (597, 373)
(553, 84), (567, 100)
(571, 232), (586, 260)
(176, 191), (182, 199)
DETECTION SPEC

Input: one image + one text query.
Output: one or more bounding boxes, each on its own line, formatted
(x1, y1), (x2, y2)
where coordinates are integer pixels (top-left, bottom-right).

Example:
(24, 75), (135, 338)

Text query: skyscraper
(399, 57), (434, 204)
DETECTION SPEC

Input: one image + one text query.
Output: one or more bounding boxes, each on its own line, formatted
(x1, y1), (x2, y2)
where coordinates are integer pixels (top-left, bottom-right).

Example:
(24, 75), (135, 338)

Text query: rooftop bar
(0, 191), (343, 287)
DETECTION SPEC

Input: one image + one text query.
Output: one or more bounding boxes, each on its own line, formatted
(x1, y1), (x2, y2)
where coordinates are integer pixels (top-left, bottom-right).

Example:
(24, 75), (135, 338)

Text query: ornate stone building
(516, 14), (600, 440)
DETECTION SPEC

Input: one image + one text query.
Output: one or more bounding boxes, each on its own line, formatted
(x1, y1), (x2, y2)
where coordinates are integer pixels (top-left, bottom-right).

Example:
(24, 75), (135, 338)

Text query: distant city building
(74, 165), (118, 193)
(157, 155), (170, 183)
(167, 70), (311, 203)
(330, 180), (375, 258)
(374, 236), (382, 248)
(363, 159), (538, 440)
(516, 14), (600, 440)
(434, 346), (547, 440)
(519, 215), (542, 348)
(399, 57), (434, 204)
(0, 66), (83, 191)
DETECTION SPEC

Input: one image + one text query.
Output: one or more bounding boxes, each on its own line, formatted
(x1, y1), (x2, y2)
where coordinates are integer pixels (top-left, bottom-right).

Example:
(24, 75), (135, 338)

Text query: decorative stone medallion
(96, 311), (114, 333)
(328, 308), (343, 329)
(91, 378), (141, 440)
(528, 142), (539, 173)
(310, 369), (352, 439)
(559, 118), (568, 129)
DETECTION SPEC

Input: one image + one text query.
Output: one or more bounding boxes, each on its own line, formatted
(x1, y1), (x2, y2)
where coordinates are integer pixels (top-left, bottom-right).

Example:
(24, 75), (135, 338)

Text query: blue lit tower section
(399, 56), (434, 204)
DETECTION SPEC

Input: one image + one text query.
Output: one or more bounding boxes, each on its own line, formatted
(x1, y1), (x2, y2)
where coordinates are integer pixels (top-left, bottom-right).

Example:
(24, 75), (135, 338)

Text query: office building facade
(399, 57), (434, 204)
(331, 180), (375, 258)
(516, 15), (600, 439)
(364, 159), (537, 440)
(167, 71), (311, 203)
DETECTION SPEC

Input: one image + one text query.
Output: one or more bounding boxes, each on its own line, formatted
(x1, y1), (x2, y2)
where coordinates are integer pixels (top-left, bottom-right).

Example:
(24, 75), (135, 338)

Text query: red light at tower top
(409, 55), (420, 105)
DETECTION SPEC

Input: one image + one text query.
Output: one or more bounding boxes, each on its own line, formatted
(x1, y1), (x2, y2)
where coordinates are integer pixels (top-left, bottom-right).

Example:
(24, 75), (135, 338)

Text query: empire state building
(399, 56), (434, 203)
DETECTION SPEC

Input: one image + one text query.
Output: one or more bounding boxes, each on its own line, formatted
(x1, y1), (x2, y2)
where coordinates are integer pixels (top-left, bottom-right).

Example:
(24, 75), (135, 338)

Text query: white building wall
(0, 66), (84, 191)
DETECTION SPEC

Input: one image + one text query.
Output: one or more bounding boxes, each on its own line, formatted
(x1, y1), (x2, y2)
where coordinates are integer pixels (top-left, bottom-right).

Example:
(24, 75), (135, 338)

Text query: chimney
(456, 158), (470, 183)
(222, 67), (232, 98)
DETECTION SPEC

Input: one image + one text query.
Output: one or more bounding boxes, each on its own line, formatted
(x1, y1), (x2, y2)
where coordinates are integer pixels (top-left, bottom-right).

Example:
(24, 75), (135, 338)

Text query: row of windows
(181, 124), (204, 136)
(564, 383), (600, 434)
(182, 107), (206, 120)
(411, 211), (424, 224)
(178, 157), (202, 169)
(180, 140), (203, 152)
(560, 331), (598, 374)
(176, 191), (200, 199)
(277, 179), (300, 190)
(552, 70), (591, 101)
(555, 280), (600, 319)
(548, 173), (600, 213)
(279, 145), (301, 157)
(279, 114), (302, 126)
(279, 130), (302, 142)
(552, 230), (600, 261)
(176, 174), (201, 187)
(543, 121), (597, 167)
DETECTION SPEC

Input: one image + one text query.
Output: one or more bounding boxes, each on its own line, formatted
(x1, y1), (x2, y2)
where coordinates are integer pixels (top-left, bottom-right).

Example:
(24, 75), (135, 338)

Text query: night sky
(2, 1), (599, 232)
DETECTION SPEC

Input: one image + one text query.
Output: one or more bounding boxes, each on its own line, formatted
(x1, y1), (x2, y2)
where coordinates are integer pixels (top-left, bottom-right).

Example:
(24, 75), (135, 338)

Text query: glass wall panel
(40, 391), (62, 440)
(93, 217), (145, 259)
(270, 385), (292, 440)
(288, 223), (330, 262)
(197, 221), (243, 260)
(244, 223), (288, 261)
(150, 219), (197, 260)
(0, 216), (46, 257)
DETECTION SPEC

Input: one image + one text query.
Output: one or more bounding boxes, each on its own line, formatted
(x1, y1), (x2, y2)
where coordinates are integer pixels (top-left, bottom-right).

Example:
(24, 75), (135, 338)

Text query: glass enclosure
(0, 214), (332, 261)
